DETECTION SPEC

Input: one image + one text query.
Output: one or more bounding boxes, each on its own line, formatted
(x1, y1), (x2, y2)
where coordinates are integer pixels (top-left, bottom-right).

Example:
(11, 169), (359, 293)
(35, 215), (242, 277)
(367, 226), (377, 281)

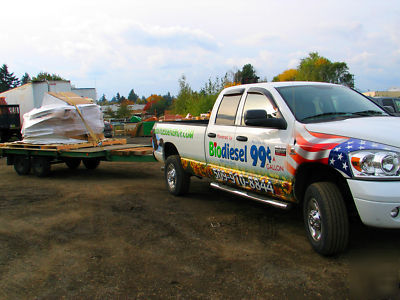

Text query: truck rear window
(215, 94), (241, 125)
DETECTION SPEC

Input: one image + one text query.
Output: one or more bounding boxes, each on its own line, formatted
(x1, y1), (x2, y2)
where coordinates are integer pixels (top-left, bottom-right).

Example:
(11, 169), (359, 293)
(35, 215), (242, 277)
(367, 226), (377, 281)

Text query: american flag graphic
(287, 125), (394, 177)
(286, 125), (349, 176)
(328, 138), (393, 177)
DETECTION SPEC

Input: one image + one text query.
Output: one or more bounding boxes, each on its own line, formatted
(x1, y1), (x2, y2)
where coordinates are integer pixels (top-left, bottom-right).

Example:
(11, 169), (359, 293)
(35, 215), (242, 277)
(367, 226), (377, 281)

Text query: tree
(234, 64), (259, 84)
(98, 94), (107, 105)
(162, 92), (174, 106)
(32, 72), (66, 82)
(241, 64), (259, 84)
(0, 64), (20, 92)
(115, 103), (131, 119)
(128, 89), (139, 103)
(103, 106), (116, 119)
(173, 75), (193, 115)
(115, 92), (121, 103)
(21, 72), (31, 85)
(145, 95), (171, 117)
(272, 69), (298, 82)
(172, 75), (221, 116)
(296, 52), (354, 87)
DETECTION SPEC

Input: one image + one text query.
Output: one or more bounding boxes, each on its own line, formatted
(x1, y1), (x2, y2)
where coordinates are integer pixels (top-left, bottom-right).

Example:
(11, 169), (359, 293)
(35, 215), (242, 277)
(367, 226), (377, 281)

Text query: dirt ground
(0, 139), (399, 299)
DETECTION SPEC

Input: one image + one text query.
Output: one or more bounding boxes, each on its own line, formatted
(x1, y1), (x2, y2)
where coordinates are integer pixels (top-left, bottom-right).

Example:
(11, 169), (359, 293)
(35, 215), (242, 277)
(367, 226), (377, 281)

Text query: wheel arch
(294, 162), (356, 214)
(163, 142), (179, 160)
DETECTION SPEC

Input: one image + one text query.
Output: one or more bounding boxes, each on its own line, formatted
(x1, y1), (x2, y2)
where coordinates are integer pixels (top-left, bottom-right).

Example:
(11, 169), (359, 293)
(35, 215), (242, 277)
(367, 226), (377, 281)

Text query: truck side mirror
(244, 109), (287, 129)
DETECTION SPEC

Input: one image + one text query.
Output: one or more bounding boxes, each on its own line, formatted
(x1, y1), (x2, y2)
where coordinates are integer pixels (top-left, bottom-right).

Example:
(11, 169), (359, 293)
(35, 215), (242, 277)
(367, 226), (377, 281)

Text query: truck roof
(222, 81), (341, 93)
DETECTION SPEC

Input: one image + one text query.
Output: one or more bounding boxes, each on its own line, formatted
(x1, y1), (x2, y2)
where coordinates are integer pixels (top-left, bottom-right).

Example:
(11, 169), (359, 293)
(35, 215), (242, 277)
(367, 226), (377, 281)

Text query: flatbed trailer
(0, 139), (156, 177)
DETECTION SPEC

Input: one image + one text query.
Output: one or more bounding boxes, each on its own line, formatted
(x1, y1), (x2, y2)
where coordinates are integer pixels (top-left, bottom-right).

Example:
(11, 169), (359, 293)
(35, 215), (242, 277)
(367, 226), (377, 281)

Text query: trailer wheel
(303, 182), (349, 256)
(14, 156), (31, 175)
(64, 158), (81, 169)
(83, 158), (100, 169)
(32, 157), (51, 177)
(164, 155), (190, 196)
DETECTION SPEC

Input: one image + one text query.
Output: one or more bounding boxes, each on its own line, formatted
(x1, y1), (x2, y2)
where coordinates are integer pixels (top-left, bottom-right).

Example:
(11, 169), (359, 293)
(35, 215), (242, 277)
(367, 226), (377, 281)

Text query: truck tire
(303, 182), (349, 256)
(32, 157), (51, 177)
(64, 158), (81, 169)
(83, 158), (100, 169)
(164, 155), (190, 196)
(14, 156), (31, 175)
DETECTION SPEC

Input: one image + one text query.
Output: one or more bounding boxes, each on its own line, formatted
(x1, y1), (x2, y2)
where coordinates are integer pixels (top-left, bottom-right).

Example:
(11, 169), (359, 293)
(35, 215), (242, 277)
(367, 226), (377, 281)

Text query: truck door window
(382, 99), (395, 110)
(215, 94), (241, 125)
(394, 99), (400, 112)
(241, 93), (279, 125)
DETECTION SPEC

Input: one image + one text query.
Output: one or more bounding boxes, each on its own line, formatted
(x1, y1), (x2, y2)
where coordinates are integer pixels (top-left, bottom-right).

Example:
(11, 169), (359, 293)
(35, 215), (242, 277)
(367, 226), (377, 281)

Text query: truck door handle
(236, 136), (248, 142)
(208, 132), (216, 138)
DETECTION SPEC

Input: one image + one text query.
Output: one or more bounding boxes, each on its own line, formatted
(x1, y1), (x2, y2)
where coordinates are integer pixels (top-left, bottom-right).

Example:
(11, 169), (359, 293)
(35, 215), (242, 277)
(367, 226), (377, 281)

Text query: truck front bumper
(347, 179), (400, 228)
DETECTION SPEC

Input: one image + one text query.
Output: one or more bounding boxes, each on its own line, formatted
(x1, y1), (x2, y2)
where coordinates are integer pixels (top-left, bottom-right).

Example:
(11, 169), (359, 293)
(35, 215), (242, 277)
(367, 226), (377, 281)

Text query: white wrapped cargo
(21, 92), (104, 144)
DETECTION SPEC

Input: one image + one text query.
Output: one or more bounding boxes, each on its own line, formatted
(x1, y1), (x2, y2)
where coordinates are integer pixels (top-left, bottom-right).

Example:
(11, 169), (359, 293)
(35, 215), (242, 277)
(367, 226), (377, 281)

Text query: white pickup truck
(152, 82), (400, 255)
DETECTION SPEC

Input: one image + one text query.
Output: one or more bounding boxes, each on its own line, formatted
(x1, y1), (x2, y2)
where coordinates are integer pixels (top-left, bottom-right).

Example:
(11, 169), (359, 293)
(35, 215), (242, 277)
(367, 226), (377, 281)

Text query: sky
(1, 0), (400, 99)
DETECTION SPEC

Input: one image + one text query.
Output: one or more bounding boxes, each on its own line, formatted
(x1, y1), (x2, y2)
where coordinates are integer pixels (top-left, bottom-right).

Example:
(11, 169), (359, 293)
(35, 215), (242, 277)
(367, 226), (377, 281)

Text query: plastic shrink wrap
(21, 92), (104, 144)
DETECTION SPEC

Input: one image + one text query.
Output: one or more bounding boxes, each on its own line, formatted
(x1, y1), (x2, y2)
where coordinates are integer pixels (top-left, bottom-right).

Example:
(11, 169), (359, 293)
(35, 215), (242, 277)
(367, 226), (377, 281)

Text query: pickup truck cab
(152, 82), (400, 255)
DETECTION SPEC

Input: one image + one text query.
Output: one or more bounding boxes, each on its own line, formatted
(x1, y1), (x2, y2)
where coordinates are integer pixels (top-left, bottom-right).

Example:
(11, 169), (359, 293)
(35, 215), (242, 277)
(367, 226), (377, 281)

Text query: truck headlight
(350, 151), (400, 178)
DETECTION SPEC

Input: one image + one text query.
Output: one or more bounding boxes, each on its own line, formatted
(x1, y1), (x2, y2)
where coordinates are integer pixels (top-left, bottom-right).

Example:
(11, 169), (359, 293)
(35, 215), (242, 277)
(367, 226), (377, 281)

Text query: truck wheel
(83, 158), (100, 169)
(32, 157), (51, 177)
(164, 155), (190, 196)
(303, 182), (349, 256)
(64, 158), (81, 169)
(14, 156), (31, 175)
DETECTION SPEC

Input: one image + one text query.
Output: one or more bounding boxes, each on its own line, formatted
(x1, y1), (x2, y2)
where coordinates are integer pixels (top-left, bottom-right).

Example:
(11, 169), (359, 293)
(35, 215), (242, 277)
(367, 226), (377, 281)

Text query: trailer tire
(164, 155), (190, 196)
(14, 156), (31, 175)
(83, 158), (100, 170)
(64, 158), (81, 169)
(303, 182), (349, 256)
(32, 157), (51, 177)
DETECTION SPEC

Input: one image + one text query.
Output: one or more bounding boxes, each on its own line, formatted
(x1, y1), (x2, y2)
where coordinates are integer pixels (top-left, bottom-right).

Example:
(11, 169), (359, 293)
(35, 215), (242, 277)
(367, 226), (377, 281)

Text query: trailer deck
(0, 138), (156, 176)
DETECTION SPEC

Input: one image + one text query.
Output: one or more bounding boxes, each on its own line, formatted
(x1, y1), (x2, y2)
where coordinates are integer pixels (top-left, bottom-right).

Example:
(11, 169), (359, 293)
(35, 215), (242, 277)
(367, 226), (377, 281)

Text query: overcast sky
(2, 0), (399, 99)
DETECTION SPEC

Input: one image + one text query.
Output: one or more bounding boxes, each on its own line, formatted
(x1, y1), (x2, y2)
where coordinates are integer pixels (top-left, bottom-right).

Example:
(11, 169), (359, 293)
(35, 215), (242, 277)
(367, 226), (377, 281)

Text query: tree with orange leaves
(272, 69), (298, 82)
(272, 52), (354, 87)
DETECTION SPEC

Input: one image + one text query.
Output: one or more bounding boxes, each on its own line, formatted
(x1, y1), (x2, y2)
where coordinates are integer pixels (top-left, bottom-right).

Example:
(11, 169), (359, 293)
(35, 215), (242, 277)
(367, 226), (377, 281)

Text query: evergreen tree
(233, 64), (259, 84)
(21, 72), (31, 85)
(162, 92), (173, 105)
(116, 92), (121, 103)
(0, 64), (20, 92)
(98, 94), (107, 105)
(128, 89), (139, 103)
(239, 64), (259, 84)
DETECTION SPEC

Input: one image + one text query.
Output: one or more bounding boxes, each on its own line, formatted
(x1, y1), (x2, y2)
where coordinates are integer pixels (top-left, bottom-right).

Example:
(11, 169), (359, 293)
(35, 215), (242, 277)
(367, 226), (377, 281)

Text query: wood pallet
(110, 146), (153, 156)
(0, 138), (127, 151)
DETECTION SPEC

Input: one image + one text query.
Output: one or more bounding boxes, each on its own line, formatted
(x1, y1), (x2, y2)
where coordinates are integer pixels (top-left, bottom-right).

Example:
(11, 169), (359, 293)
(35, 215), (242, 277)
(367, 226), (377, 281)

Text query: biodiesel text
(209, 142), (273, 168)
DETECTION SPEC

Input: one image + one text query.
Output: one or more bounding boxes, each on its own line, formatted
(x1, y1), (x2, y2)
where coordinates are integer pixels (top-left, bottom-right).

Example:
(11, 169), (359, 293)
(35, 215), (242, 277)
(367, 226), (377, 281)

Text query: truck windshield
(276, 85), (388, 123)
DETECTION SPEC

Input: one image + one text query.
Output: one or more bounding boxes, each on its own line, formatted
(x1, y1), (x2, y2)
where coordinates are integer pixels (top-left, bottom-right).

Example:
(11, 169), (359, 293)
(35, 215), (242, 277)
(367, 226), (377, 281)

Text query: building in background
(0, 81), (96, 124)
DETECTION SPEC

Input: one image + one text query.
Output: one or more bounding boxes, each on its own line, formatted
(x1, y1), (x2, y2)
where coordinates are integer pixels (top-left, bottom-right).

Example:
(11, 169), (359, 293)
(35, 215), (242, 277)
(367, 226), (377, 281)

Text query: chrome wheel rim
(167, 164), (177, 191)
(308, 198), (322, 241)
